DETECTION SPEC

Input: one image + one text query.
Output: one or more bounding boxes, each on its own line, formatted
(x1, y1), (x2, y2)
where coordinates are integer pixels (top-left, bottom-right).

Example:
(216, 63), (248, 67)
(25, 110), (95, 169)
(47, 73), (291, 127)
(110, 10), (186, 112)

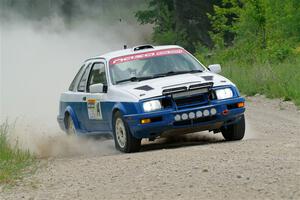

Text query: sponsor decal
(87, 98), (102, 120)
(109, 48), (186, 65)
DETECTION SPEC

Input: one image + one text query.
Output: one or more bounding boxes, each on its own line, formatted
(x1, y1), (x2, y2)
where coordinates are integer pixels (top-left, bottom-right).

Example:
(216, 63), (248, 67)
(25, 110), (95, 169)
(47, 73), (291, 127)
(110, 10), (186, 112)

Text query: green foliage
(135, 0), (219, 52)
(135, 0), (181, 46)
(219, 58), (300, 106)
(194, 0), (300, 106)
(208, 0), (241, 48)
(209, 0), (300, 63)
(0, 121), (35, 185)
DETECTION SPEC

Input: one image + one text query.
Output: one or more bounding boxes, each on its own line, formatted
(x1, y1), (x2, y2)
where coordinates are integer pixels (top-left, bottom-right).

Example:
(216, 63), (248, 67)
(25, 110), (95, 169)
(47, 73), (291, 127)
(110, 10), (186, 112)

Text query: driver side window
(87, 62), (107, 92)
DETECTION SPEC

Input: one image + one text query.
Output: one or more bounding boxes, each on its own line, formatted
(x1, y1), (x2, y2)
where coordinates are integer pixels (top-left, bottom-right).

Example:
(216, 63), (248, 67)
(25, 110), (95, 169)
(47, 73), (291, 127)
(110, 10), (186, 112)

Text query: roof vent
(133, 44), (154, 51)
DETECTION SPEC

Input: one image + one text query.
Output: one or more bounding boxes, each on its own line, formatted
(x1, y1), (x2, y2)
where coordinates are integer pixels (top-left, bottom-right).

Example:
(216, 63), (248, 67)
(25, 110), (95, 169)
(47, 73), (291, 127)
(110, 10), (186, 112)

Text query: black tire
(221, 114), (245, 141)
(66, 115), (77, 135)
(112, 111), (141, 153)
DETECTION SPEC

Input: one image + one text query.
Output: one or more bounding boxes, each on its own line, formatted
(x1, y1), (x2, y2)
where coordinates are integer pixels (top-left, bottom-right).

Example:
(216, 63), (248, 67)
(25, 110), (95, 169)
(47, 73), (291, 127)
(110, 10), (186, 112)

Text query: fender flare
(109, 103), (128, 129)
(64, 106), (80, 130)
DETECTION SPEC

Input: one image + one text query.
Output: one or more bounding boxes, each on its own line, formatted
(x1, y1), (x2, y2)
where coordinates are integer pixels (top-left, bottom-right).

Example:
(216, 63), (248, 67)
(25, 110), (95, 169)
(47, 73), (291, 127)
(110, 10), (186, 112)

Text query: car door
(68, 63), (92, 132)
(79, 61), (110, 133)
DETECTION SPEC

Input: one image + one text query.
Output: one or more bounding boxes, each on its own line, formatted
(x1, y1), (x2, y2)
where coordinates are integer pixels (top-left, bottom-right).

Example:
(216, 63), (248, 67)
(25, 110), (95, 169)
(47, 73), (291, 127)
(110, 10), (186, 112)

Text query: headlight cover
(143, 100), (162, 112)
(215, 88), (233, 100)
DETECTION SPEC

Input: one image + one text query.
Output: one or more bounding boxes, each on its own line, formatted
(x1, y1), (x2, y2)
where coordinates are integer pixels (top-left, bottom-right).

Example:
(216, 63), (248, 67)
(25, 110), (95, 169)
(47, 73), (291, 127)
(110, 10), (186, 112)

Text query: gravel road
(1, 96), (300, 200)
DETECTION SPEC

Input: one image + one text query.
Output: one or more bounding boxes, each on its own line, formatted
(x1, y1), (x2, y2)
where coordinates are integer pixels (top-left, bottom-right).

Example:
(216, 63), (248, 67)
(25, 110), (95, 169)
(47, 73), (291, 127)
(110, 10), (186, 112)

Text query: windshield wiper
(116, 76), (154, 84)
(153, 69), (203, 78)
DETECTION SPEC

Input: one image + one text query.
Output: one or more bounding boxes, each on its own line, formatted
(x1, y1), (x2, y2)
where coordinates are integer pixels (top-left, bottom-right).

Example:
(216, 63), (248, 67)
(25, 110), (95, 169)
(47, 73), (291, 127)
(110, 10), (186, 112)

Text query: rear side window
(69, 65), (85, 91)
(77, 64), (91, 92)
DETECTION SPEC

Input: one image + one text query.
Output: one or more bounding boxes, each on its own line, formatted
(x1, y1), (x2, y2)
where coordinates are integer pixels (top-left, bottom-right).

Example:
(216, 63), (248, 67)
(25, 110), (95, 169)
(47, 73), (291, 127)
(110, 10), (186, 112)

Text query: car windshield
(109, 48), (205, 84)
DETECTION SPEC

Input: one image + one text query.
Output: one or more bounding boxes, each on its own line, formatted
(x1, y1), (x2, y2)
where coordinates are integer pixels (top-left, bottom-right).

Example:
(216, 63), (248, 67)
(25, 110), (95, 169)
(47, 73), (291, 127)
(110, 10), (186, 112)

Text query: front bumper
(124, 97), (245, 139)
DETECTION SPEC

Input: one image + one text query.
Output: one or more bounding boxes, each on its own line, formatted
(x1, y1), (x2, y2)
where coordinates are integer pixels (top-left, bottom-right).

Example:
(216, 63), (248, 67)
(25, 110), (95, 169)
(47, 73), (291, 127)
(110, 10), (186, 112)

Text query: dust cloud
(0, 3), (151, 157)
(8, 121), (118, 158)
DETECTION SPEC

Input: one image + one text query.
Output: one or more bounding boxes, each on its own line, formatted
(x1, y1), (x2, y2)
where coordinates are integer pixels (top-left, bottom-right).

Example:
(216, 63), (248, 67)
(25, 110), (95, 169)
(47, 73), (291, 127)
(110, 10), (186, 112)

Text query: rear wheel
(221, 114), (245, 141)
(66, 115), (76, 135)
(113, 111), (141, 153)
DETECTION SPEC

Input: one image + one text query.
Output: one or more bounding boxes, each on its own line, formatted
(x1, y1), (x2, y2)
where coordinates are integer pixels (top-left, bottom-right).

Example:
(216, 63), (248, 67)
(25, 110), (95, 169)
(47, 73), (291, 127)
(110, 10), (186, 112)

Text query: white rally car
(57, 45), (245, 152)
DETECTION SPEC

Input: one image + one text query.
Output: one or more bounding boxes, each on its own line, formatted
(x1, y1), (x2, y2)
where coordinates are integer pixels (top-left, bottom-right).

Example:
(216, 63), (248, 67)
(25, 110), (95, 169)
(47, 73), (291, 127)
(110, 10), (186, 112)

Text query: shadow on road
(140, 132), (225, 152)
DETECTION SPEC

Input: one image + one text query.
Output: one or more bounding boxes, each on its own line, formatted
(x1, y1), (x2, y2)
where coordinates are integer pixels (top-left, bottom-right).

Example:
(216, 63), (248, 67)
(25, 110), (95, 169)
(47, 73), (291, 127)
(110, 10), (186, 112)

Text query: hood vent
(201, 76), (214, 81)
(134, 85), (154, 91)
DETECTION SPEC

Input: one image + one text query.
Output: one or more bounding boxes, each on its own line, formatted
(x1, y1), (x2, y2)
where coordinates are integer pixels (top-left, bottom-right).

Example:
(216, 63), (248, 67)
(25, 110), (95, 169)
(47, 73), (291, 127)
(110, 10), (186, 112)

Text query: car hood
(114, 71), (234, 100)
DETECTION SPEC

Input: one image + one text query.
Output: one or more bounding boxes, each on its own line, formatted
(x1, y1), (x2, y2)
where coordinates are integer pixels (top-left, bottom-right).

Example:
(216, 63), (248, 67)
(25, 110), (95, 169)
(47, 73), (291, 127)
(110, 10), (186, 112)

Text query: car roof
(85, 45), (184, 62)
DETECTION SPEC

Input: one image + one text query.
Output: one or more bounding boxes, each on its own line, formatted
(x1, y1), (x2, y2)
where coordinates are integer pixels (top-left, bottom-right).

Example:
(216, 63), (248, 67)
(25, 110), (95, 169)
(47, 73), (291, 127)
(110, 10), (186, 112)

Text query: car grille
(174, 93), (209, 109)
(162, 82), (213, 110)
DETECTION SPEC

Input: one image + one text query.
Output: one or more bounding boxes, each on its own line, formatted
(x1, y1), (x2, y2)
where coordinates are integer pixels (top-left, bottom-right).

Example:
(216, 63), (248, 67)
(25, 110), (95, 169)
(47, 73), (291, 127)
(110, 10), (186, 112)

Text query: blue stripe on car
(58, 96), (245, 139)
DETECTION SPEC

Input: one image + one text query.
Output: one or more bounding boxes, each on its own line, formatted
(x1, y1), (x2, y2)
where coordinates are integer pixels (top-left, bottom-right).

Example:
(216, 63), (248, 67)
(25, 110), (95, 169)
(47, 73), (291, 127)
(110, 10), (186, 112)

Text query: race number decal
(87, 99), (102, 120)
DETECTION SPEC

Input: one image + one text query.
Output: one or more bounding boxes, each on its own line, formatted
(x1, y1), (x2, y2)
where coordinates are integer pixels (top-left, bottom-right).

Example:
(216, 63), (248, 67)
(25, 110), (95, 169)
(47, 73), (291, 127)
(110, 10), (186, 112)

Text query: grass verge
(0, 121), (35, 185)
(220, 59), (300, 107)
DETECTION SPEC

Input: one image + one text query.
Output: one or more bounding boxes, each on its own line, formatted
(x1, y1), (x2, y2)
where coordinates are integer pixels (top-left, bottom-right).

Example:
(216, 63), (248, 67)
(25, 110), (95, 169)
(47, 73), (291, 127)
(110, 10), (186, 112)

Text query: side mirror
(90, 83), (104, 93)
(208, 64), (222, 74)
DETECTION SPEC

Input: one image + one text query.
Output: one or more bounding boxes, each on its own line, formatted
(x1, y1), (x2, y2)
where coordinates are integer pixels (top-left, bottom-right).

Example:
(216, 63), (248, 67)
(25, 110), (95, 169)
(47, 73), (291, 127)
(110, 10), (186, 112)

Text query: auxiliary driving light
(175, 109), (218, 122)
(181, 113), (188, 120)
(196, 111), (202, 118)
(203, 109), (210, 117)
(174, 114), (181, 121)
(189, 112), (195, 119)
(210, 108), (217, 115)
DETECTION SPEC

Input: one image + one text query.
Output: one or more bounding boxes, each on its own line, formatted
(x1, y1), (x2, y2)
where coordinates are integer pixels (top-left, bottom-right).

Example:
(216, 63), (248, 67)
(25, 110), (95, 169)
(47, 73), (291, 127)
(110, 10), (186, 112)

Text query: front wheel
(113, 111), (141, 153)
(221, 114), (245, 141)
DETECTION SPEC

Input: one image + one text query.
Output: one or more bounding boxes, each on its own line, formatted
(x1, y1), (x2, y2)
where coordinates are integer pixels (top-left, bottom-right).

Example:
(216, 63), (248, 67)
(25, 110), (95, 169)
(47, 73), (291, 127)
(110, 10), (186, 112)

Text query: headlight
(215, 88), (233, 100)
(143, 100), (162, 112)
